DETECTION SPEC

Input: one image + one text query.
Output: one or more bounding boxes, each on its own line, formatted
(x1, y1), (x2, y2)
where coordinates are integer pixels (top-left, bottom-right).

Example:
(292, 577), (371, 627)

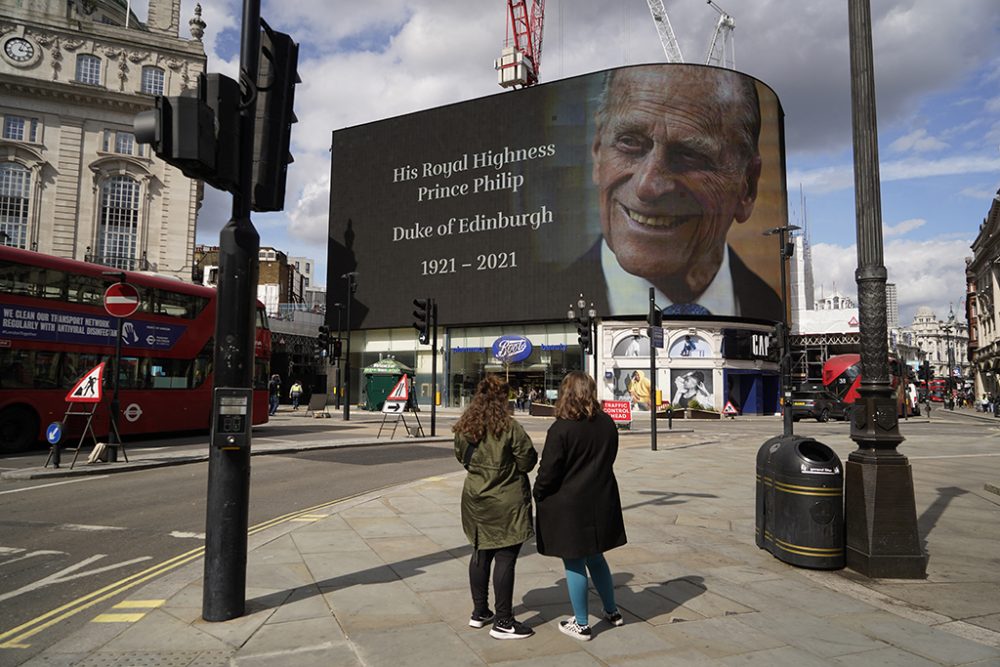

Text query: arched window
(97, 175), (140, 269)
(141, 66), (164, 95)
(75, 54), (102, 85)
(0, 163), (31, 248)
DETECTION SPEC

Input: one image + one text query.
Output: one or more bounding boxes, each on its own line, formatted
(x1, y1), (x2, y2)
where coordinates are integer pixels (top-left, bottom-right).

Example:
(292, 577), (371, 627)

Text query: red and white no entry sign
(104, 282), (141, 318)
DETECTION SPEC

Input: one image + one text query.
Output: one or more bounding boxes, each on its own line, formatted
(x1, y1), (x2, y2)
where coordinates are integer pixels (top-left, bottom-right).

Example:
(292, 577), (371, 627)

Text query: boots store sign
(492, 336), (532, 363)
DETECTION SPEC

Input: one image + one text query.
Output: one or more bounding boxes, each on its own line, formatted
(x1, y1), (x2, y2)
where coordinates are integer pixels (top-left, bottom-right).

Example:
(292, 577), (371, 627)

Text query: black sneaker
(559, 618), (592, 641)
(489, 617), (534, 640)
(469, 609), (495, 628)
(604, 610), (624, 627)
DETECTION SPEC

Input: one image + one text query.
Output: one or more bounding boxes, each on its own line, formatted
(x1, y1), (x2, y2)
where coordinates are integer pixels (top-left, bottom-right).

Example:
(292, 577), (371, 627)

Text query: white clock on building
(3, 37), (35, 64)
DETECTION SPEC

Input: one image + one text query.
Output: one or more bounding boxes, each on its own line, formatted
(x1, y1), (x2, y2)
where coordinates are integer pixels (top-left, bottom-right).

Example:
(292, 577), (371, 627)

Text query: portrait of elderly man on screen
(568, 65), (782, 320)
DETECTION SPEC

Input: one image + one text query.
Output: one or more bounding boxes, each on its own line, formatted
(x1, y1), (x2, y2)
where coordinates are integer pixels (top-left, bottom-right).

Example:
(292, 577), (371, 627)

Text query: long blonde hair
(554, 372), (602, 421)
(452, 375), (511, 442)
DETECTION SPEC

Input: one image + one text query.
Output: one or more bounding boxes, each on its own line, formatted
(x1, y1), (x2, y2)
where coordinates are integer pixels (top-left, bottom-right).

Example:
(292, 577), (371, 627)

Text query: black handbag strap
(463, 438), (479, 469)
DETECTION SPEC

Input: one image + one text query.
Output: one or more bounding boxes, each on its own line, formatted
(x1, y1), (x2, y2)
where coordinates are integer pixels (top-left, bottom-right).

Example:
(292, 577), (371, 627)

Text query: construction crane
(645, 0), (684, 63)
(705, 0), (735, 69)
(495, 0), (545, 88)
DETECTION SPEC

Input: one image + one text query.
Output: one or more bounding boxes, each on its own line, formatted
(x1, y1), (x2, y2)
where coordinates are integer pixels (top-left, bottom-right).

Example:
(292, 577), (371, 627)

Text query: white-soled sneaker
(604, 610), (624, 627)
(469, 609), (495, 628)
(559, 618), (592, 641)
(489, 618), (534, 640)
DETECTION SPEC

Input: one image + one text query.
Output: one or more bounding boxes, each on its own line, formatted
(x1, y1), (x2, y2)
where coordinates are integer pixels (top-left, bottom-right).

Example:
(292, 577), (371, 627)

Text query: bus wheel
(817, 409), (830, 423)
(0, 405), (39, 454)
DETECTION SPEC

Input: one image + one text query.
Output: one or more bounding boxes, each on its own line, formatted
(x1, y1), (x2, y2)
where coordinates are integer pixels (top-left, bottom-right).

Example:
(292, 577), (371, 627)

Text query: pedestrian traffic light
(413, 298), (430, 345)
(251, 21), (300, 212)
(576, 318), (592, 354)
(133, 73), (241, 193)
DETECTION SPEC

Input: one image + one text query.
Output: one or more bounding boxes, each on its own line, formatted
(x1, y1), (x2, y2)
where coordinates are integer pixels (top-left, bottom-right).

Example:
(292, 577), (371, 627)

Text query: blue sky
(151, 0), (1000, 326)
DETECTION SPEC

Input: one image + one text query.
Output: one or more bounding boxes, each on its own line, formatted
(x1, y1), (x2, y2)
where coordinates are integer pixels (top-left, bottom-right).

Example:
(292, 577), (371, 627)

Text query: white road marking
(58, 524), (127, 532)
(0, 547), (26, 555)
(0, 554), (153, 604)
(169, 531), (205, 540)
(0, 476), (110, 495)
(0, 551), (65, 568)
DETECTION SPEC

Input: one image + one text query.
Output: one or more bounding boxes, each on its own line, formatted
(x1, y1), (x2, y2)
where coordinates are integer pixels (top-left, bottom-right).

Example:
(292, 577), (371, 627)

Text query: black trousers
(469, 542), (522, 622)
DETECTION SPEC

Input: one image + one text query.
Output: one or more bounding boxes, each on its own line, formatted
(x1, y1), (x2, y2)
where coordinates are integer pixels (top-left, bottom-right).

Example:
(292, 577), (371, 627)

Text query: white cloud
(883, 218), (926, 237)
(791, 155), (1000, 194)
(986, 96), (1000, 113)
(889, 128), (947, 153)
(810, 237), (972, 326)
(960, 185), (1000, 200)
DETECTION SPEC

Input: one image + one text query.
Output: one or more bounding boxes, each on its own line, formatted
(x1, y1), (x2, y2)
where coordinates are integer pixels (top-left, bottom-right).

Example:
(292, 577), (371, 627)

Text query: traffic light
(332, 338), (343, 360)
(413, 298), (430, 345)
(318, 325), (330, 350)
(576, 318), (592, 354)
(251, 21), (300, 212)
(133, 73), (241, 193)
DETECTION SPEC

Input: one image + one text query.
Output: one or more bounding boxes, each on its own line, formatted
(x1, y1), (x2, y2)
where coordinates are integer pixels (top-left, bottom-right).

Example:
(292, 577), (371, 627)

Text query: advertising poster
(329, 63), (788, 329)
(670, 368), (715, 408)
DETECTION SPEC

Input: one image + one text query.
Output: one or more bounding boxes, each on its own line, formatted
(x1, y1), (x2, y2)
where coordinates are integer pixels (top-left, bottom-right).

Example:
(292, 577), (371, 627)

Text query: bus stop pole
(203, 0), (260, 622)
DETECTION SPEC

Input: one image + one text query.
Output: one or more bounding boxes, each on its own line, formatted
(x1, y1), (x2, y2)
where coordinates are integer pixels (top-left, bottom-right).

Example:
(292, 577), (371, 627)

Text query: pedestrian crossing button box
(212, 387), (253, 449)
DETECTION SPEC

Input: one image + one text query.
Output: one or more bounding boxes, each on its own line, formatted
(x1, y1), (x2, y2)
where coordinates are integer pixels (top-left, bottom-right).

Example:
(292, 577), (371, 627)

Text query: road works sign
(382, 376), (410, 414)
(66, 362), (105, 403)
(104, 283), (141, 318)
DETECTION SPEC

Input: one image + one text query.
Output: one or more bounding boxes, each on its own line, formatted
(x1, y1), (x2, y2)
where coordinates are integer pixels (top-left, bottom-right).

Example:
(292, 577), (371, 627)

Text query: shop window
(668, 333), (711, 358)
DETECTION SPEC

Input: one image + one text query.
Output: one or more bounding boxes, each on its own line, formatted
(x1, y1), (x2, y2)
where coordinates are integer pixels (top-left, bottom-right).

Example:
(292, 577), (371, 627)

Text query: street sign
(104, 282), (141, 318)
(46, 421), (63, 445)
(723, 401), (739, 416)
(66, 362), (105, 403)
(385, 376), (409, 402)
(602, 400), (632, 423)
(651, 326), (664, 348)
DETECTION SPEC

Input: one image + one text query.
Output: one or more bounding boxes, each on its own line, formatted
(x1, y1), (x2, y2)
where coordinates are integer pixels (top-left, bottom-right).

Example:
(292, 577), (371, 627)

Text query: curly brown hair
(554, 371), (602, 421)
(452, 375), (511, 442)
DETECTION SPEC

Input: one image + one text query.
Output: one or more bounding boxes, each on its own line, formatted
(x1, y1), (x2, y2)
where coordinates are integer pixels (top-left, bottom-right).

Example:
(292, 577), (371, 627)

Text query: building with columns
(0, 0), (206, 276)
(967, 188), (1000, 398)
(906, 306), (969, 383)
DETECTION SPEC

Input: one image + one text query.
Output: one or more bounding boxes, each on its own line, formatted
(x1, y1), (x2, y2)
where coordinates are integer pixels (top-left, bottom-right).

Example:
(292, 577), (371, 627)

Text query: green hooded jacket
(454, 419), (538, 551)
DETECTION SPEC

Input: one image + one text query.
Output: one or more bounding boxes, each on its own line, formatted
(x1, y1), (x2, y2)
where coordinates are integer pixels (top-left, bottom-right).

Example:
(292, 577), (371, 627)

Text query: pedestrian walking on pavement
(453, 375), (539, 640)
(289, 381), (303, 410)
(534, 371), (627, 641)
(268, 374), (281, 416)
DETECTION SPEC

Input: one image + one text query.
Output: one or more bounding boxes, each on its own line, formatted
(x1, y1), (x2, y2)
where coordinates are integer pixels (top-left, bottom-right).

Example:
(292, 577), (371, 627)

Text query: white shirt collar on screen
(600, 240), (737, 317)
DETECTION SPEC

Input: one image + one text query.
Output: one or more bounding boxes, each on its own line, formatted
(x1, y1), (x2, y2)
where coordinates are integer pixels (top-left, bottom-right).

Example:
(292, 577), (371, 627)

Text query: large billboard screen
(329, 63), (787, 329)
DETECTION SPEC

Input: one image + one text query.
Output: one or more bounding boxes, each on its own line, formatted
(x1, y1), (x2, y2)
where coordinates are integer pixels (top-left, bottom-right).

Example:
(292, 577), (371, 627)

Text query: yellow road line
(113, 600), (164, 609)
(91, 613), (146, 623)
(0, 484), (389, 649)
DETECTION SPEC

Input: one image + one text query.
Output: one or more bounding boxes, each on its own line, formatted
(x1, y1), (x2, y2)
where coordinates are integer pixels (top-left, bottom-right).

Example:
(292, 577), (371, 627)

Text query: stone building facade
(967, 188), (1000, 398)
(0, 0), (206, 276)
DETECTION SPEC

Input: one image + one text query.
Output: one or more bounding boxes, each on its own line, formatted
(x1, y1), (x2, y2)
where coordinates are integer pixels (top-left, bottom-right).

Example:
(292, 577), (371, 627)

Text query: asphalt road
(0, 438), (458, 665)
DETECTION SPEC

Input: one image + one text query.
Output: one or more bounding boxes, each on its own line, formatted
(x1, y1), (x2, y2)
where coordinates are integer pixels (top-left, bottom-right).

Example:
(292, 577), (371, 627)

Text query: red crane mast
(496, 0), (545, 88)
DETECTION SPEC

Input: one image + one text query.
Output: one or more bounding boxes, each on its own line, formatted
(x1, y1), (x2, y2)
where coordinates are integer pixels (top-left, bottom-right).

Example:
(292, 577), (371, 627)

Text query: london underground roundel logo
(492, 335), (532, 363)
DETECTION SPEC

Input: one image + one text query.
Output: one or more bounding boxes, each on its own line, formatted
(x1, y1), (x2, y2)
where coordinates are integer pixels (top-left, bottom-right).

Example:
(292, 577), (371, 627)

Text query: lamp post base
(844, 457), (927, 579)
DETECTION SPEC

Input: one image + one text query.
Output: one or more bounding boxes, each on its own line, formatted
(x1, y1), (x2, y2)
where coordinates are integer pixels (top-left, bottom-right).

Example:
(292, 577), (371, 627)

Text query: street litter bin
(755, 435), (844, 569)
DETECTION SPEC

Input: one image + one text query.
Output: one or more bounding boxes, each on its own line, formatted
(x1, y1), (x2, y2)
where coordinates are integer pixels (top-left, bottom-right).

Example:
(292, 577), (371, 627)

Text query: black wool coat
(533, 411), (627, 559)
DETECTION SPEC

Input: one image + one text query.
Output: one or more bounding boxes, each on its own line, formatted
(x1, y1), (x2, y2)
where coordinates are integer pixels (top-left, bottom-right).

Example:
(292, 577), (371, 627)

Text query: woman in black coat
(534, 372), (627, 641)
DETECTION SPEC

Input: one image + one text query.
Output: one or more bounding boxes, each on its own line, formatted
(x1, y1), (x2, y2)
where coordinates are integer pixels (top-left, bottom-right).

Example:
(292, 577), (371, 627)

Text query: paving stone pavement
(16, 412), (1000, 666)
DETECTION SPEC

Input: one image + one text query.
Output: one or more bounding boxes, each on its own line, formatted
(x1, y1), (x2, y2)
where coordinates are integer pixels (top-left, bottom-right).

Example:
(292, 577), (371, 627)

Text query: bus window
(39, 268), (68, 299)
(0, 349), (34, 388)
(68, 273), (107, 306)
(151, 289), (209, 319)
(191, 340), (212, 388)
(0, 261), (39, 296)
(33, 351), (61, 388)
(61, 352), (104, 388)
(149, 358), (193, 389)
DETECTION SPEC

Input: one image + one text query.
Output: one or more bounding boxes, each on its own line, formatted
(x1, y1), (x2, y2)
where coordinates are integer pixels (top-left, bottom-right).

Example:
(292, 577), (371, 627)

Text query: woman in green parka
(453, 375), (538, 640)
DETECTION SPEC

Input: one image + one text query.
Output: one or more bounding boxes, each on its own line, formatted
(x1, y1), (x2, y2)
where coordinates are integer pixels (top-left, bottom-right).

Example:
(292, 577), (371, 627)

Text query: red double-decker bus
(0, 246), (270, 453)
(822, 353), (912, 416)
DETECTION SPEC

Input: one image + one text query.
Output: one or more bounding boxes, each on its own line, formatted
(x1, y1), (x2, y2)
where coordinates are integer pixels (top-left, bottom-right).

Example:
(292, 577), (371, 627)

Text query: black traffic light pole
(343, 273), (358, 421)
(649, 287), (658, 451)
(202, 0), (261, 622)
(431, 300), (438, 437)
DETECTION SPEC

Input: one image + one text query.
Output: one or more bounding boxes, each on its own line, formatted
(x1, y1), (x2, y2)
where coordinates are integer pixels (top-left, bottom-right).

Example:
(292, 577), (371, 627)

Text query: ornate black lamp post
(763, 224), (800, 436)
(844, 0), (926, 578)
(942, 309), (956, 407)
